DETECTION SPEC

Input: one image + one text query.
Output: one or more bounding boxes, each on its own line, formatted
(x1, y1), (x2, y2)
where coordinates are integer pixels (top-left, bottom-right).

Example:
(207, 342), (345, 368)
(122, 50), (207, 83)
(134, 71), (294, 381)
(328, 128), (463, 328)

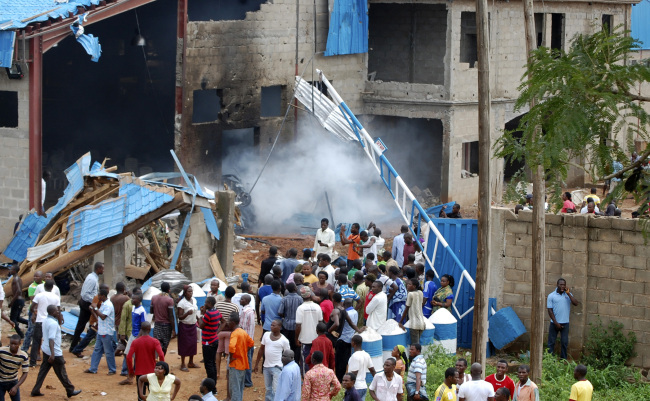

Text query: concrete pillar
(187, 212), (214, 281)
(103, 239), (127, 288)
(216, 190), (236, 276)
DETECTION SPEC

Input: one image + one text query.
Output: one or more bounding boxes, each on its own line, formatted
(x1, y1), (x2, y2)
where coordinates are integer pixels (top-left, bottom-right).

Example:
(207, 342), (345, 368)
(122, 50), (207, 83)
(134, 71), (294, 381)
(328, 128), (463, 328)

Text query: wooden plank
(4, 192), (187, 297)
(148, 223), (163, 255)
(124, 264), (150, 280)
(135, 235), (160, 273)
(209, 254), (227, 283)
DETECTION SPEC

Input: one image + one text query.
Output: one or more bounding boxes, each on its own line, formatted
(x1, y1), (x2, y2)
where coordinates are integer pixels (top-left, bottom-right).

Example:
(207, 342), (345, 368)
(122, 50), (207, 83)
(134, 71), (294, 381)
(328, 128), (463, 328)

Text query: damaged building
(0, 0), (641, 248)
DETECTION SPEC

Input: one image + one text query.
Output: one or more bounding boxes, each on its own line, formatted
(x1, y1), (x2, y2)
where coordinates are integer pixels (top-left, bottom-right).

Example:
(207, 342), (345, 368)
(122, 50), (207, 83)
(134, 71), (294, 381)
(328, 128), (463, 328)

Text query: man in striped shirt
(199, 296), (222, 387)
(0, 335), (29, 400)
(337, 274), (360, 304)
(407, 343), (428, 400)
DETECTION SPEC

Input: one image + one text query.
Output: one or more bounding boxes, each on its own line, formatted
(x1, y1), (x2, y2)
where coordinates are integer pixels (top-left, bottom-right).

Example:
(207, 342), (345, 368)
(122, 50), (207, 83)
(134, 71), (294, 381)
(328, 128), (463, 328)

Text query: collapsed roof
(2, 151), (220, 296)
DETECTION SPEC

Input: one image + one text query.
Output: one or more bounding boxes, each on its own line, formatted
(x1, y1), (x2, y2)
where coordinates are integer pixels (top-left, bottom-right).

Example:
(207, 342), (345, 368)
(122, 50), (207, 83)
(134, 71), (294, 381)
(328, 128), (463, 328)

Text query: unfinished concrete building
(0, 0), (639, 249)
(176, 0), (637, 207)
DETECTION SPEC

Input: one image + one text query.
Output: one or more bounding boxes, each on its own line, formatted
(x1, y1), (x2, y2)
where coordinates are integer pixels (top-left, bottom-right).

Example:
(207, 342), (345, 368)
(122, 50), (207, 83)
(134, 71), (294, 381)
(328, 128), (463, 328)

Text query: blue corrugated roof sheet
(325, 0), (368, 56)
(200, 207), (220, 240)
(2, 153), (90, 262)
(118, 182), (175, 225)
(0, 0), (102, 30)
(66, 195), (126, 252)
(632, 1), (650, 50)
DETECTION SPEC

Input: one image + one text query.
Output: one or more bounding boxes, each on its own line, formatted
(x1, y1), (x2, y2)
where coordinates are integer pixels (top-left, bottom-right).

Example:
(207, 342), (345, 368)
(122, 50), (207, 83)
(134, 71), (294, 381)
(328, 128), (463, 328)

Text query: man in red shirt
(305, 322), (334, 370)
(485, 359), (515, 400)
(126, 321), (165, 401)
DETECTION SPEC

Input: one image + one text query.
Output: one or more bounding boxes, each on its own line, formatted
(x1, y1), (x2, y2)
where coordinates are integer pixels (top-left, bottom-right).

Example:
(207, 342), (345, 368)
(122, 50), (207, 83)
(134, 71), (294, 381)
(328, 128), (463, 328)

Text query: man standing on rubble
(314, 218), (336, 260)
(151, 282), (175, 355)
(70, 262), (104, 353)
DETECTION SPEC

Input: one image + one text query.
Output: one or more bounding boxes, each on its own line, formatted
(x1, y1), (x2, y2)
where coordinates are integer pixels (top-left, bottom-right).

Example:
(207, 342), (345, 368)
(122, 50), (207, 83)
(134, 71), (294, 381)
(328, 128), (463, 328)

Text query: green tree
(495, 27), (650, 211)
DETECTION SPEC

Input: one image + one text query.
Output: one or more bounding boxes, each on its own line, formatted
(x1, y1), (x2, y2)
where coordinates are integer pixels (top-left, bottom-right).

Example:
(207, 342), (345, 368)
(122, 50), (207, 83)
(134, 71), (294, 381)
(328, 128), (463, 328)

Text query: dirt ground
(0, 321), (269, 401)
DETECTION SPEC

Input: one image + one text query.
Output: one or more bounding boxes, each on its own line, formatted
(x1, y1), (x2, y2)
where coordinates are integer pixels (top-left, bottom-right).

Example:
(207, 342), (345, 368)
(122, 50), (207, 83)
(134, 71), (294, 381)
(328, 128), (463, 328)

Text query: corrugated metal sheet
(0, 0), (102, 30)
(66, 196), (126, 252)
(632, 1), (650, 50)
(2, 214), (49, 261)
(2, 154), (90, 262)
(325, 0), (368, 56)
(200, 207), (220, 240)
(429, 218), (478, 349)
(0, 30), (15, 67)
(294, 77), (357, 142)
(118, 181), (175, 225)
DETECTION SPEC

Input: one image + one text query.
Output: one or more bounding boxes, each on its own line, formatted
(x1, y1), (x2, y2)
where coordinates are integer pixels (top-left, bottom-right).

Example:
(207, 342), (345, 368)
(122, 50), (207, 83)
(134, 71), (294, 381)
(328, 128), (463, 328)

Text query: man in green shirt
(21, 272), (43, 353)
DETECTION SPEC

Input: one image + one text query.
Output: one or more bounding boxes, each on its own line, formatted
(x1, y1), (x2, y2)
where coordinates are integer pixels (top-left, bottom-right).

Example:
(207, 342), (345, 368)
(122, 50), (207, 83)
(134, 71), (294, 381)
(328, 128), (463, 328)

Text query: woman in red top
(561, 192), (576, 213)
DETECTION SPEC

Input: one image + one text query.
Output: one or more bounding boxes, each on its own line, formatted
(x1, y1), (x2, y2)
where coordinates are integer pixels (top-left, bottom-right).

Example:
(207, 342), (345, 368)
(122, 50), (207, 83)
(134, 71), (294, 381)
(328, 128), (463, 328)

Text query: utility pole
(522, 0), (546, 383)
(472, 0), (491, 374)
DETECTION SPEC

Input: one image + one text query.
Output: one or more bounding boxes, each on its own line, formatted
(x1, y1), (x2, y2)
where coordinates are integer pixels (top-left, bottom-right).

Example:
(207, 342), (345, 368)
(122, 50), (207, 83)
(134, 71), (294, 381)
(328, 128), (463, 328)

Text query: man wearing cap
(294, 286), (323, 375)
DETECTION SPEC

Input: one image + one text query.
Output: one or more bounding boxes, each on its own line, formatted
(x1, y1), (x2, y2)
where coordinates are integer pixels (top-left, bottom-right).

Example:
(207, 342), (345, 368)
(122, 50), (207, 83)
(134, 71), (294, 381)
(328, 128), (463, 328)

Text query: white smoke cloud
(221, 113), (402, 234)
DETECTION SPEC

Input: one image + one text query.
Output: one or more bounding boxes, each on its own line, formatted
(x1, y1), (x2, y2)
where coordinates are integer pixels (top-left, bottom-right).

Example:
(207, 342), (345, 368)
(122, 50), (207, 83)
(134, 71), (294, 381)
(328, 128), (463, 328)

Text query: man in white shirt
(294, 286), (323, 375)
(458, 363), (495, 401)
(365, 281), (387, 331)
(356, 231), (377, 264)
(34, 273), (61, 298)
(314, 255), (336, 287)
(314, 218), (336, 259)
(85, 288), (116, 374)
(391, 225), (409, 267)
(348, 335), (376, 400)
(369, 358), (403, 401)
(29, 280), (61, 367)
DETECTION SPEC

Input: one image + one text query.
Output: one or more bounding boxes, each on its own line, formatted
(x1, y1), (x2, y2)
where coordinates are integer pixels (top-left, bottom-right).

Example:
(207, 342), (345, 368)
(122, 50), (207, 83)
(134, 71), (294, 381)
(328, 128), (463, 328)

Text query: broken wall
(0, 71), (30, 251)
(177, 0), (367, 185)
(490, 208), (650, 368)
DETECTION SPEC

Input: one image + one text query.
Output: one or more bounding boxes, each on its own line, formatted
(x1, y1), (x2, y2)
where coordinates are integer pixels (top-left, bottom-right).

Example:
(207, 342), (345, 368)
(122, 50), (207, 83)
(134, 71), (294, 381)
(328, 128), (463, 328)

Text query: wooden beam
(135, 235), (160, 273)
(4, 193), (187, 297)
(471, 0), (491, 374)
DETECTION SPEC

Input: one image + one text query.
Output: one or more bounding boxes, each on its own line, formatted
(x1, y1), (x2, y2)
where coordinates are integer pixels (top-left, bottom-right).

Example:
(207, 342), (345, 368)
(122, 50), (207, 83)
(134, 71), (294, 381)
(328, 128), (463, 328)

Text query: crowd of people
(0, 218), (594, 401)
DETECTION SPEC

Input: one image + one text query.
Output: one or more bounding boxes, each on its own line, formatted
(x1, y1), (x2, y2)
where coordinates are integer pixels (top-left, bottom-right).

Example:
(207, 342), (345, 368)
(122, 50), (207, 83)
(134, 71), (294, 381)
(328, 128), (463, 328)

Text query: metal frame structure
(313, 69), (477, 320)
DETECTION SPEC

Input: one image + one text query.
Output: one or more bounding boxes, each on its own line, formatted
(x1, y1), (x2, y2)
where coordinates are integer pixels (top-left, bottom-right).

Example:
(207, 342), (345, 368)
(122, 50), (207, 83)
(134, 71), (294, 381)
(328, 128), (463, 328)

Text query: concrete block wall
(178, 0), (366, 179)
(450, 0), (629, 102)
(0, 71), (30, 251)
(489, 207), (650, 367)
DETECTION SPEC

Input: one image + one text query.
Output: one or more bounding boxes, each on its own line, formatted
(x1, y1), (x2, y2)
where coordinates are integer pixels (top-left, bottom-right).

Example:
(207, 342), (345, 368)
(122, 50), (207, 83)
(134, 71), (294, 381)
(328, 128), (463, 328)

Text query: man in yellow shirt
(435, 367), (458, 401)
(302, 264), (319, 285)
(569, 365), (593, 401)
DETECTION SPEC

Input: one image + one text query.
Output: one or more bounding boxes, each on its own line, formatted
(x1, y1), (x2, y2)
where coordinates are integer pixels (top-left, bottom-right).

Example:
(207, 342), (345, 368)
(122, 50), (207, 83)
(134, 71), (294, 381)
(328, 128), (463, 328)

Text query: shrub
(582, 317), (637, 369)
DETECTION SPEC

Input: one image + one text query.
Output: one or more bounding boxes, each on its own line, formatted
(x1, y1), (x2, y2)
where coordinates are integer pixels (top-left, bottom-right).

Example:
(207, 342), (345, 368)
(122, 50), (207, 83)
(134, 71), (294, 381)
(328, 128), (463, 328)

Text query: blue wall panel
(428, 218), (478, 349)
(632, 1), (650, 50)
(325, 0), (368, 56)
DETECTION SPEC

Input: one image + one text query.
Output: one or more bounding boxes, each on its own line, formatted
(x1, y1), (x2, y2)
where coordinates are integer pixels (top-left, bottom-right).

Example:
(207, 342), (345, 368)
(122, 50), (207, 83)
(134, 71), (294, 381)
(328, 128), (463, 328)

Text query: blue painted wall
(632, 1), (650, 50)
(428, 218), (478, 349)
